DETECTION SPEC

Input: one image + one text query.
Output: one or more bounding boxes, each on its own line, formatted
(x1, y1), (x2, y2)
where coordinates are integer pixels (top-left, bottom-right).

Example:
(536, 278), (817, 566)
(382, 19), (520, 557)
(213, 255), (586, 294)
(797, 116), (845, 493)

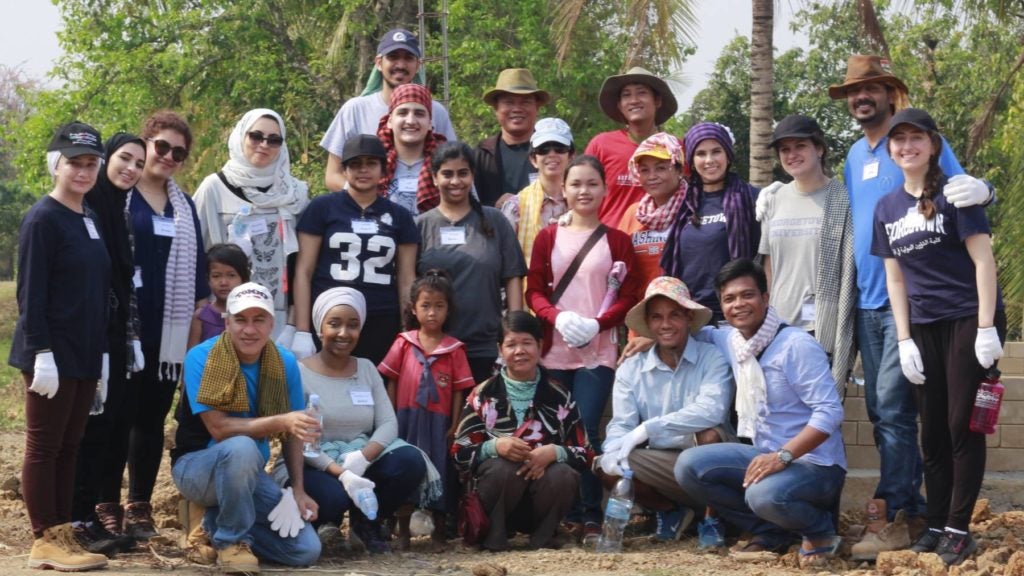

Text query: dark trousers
(23, 374), (97, 537)
(352, 312), (401, 366)
(467, 355), (497, 385)
(475, 458), (579, 550)
(911, 310), (1006, 531)
(127, 344), (178, 503)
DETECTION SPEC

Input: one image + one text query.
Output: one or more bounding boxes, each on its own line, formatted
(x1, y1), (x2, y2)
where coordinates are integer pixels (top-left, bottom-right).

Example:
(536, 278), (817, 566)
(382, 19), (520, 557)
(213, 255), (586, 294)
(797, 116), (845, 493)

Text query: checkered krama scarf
(628, 132), (687, 232)
(196, 332), (291, 433)
(377, 84), (446, 212)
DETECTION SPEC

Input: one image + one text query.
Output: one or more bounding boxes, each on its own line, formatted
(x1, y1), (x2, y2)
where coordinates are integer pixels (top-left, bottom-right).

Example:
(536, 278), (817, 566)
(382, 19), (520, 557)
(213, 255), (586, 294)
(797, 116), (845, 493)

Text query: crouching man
(171, 283), (321, 573)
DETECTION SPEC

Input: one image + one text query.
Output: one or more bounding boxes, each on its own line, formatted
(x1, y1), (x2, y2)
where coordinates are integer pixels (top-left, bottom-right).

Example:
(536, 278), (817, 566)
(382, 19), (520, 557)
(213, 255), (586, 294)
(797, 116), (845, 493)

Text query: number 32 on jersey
(328, 232), (396, 285)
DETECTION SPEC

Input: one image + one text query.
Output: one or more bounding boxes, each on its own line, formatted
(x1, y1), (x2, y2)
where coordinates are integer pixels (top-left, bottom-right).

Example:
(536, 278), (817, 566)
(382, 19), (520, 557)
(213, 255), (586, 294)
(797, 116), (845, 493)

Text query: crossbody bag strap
(550, 224), (608, 305)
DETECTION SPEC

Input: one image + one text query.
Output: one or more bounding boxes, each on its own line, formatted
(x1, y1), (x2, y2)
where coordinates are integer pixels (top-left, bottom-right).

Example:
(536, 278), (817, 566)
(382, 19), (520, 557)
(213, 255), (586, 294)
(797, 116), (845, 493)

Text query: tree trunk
(748, 0), (774, 187)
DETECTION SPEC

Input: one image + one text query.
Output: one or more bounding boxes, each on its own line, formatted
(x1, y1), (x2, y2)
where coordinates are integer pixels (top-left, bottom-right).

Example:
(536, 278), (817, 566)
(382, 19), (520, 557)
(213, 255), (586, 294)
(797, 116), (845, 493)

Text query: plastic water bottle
(302, 394), (323, 457)
(355, 488), (379, 521)
(970, 368), (1004, 434)
(596, 469), (635, 553)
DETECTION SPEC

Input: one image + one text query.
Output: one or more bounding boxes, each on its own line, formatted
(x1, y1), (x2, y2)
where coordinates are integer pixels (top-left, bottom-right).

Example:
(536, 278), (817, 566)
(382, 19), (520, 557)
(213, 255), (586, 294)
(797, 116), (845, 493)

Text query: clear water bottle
(355, 487), (379, 520)
(596, 469), (634, 553)
(302, 394), (323, 457)
(970, 368), (1004, 434)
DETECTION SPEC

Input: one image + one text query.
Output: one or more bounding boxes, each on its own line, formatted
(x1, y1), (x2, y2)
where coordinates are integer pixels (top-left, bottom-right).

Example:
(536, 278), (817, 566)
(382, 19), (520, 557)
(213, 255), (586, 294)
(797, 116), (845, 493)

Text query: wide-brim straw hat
(599, 67), (678, 125)
(483, 68), (551, 107)
(828, 54), (909, 100)
(625, 276), (712, 338)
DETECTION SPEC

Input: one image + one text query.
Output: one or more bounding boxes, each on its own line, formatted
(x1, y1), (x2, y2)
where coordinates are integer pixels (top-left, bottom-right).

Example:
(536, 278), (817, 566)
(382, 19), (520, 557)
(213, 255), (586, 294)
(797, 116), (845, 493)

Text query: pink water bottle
(970, 368), (1004, 435)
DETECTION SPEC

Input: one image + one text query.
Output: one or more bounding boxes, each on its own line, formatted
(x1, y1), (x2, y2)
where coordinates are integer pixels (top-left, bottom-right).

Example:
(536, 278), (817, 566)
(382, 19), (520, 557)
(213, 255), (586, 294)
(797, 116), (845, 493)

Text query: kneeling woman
(452, 311), (594, 551)
(279, 287), (426, 554)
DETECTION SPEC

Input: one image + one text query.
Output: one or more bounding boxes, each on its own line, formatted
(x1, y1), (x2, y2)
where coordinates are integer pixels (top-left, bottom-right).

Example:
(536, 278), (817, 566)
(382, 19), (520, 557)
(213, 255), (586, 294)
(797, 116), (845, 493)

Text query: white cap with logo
(226, 282), (275, 316)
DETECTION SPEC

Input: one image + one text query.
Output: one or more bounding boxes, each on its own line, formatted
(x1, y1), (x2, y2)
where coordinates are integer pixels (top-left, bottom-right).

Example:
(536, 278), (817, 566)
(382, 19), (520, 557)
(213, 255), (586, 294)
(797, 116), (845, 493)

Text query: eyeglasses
(147, 138), (188, 163)
(246, 131), (284, 148)
(533, 143), (571, 156)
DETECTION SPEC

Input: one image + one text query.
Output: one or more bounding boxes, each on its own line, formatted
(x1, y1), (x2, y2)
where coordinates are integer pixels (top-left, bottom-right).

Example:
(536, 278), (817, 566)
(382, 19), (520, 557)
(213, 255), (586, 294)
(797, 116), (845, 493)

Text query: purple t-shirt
(870, 184), (999, 324)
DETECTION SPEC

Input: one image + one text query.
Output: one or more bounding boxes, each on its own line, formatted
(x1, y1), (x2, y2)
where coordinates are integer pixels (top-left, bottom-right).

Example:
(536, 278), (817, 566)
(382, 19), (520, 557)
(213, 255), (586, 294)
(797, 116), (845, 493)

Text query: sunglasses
(533, 143), (571, 156)
(247, 131), (284, 148)
(147, 138), (188, 163)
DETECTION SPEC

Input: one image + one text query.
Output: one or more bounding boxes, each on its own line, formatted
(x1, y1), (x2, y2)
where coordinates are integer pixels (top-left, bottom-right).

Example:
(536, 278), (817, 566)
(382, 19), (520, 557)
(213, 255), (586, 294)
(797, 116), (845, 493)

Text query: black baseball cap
(377, 28), (420, 58)
(887, 108), (938, 137)
(341, 134), (387, 165)
(47, 121), (104, 158)
(768, 114), (822, 148)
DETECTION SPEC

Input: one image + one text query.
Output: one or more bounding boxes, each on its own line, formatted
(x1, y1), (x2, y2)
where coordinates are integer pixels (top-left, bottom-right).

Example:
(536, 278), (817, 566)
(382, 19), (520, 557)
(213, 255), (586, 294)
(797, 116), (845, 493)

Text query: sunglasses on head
(533, 143), (570, 156)
(247, 131), (284, 148)
(147, 138), (188, 163)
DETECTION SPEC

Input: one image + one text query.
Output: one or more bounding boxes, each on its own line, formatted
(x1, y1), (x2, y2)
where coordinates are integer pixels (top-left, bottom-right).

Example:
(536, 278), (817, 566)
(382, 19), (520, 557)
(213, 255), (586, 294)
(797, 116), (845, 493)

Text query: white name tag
(862, 159), (880, 181)
(133, 266), (143, 288)
(398, 177), (417, 192)
(350, 388), (374, 406)
(352, 219), (379, 235)
(83, 217), (100, 240)
(440, 226), (466, 245)
(152, 215), (176, 237)
(801, 300), (817, 323)
(246, 217), (268, 236)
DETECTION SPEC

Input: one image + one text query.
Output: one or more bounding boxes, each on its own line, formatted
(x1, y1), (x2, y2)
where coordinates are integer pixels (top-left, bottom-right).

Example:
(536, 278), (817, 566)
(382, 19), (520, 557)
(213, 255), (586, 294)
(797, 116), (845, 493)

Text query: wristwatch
(776, 449), (794, 467)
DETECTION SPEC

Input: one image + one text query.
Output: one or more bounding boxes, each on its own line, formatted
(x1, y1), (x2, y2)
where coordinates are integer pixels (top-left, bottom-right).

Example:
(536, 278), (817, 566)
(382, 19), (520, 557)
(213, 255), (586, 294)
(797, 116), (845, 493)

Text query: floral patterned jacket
(452, 368), (593, 474)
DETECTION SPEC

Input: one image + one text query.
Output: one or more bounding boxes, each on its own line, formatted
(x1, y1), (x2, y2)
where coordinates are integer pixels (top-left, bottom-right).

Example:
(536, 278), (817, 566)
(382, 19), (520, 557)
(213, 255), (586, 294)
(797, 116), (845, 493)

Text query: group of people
(11, 21), (1004, 573)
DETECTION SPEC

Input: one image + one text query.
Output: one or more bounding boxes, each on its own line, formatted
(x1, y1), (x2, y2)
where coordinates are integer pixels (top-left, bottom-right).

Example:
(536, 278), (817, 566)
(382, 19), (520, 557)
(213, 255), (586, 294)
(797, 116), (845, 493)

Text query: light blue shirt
(699, 326), (847, 469)
(604, 338), (734, 452)
(844, 134), (964, 309)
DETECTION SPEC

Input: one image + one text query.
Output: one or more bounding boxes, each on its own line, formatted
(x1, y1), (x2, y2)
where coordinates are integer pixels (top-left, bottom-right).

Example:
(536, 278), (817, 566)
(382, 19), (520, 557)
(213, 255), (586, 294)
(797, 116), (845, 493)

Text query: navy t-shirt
(297, 191), (419, 316)
(678, 192), (730, 315)
(871, 185), (1002, 324)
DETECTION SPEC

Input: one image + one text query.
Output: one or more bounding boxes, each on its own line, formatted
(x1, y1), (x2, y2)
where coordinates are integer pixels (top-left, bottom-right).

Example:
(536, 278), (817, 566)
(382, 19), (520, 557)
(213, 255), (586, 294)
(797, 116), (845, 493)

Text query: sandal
(798, 535), (842, 569)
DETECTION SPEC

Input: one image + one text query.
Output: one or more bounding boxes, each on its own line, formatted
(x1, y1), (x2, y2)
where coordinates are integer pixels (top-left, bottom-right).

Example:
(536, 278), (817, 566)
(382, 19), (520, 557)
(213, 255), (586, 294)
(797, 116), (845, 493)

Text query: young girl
(526, 155), (641, 543)
(379, 270), (475, 549)
(187, 244), (250, 349)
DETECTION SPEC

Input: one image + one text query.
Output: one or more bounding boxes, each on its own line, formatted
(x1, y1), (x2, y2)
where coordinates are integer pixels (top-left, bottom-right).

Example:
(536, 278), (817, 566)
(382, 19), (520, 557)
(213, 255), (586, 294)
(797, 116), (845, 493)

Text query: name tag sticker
(83, 217), (100, 239)
(398, 177), (417, 192)
(350, 388), (374, 406)
(440, 226), (466, 245)
(801, 300), (817, 323)
(352, 219), (379, 235)
(246, 217), (268, 236)
(152, 215), (176, 237)
(862, 159), (880, 180)
(133, 266), (143, 288)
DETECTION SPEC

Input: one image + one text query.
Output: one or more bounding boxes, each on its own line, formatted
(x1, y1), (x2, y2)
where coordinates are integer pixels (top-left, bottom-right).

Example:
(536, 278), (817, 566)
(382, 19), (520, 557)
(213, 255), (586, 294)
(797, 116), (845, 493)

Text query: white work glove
(30, 351), (60, 399)
(577, 317), (600, 345)
(98, 353), (109, 404)
(943, 174), (990, 208)
(275, 325), (297, 349)
(339, 470), (376, 502)
(599, 453), (624, 477)
(290, 331), (316, 359)
(755, 181), (784, 222)
(615, 423), (649, 466)
(898, 339), (926, 385)
(342, 450), (371, 477)
(131, 339), (145, 372)
(267, 487), (304, 538)
(975, 327), (1003, 369)
(555, 311), (588, 348)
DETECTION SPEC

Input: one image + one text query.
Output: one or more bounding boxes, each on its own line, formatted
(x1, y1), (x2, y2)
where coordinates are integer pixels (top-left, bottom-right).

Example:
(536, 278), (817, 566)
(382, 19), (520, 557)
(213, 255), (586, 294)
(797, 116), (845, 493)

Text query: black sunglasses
(247, 131), (284, 148)
(533, 143), (571, 156)
(147, 138), (188, 163)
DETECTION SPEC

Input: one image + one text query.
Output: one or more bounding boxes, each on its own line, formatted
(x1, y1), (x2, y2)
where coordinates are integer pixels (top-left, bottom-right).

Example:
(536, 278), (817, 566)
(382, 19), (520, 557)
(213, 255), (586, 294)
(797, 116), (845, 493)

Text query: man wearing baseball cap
(321, 27), (456, 192)
(170, 282), (321, 572)
(597, 277), (733, 543)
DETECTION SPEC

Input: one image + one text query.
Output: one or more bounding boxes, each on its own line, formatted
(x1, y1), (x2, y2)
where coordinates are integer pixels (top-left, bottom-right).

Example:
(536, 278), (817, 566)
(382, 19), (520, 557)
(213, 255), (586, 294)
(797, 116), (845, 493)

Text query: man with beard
(321, 28), (456, 191)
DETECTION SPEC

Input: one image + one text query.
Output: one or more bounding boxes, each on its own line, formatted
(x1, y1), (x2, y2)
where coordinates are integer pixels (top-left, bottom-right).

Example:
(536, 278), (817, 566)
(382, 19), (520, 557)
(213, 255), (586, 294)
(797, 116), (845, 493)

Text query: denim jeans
(676, 443), (845, 548)
(857, 307), (925, 519)
(547, 366), (614, 524)
(172, 436), (321, 566)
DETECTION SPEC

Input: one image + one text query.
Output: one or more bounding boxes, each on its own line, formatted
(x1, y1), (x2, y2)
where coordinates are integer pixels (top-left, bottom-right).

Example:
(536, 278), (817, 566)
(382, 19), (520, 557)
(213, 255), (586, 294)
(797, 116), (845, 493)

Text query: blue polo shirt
(843, 135), (963, 309)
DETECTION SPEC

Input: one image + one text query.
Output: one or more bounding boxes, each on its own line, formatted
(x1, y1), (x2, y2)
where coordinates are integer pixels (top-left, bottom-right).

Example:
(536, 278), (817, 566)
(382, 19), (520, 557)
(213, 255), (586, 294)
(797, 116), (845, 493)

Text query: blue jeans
(676, 443), (845, 548)
(857, 307), (925, 519)
(547, 366), (614, 524)
(171, 436), (320, 566)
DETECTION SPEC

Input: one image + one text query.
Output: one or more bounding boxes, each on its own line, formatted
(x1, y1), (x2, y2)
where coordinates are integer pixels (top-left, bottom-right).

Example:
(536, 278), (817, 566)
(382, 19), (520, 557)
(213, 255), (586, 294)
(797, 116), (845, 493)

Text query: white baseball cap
(226, 282), (275, 316)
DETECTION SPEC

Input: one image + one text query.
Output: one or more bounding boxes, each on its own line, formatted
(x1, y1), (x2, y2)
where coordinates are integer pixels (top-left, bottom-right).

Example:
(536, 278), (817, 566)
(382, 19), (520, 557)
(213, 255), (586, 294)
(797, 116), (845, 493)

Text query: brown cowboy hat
(599, 67), (678, 125)
(482, 68), (551, 107)
(828, 55), (909, 100)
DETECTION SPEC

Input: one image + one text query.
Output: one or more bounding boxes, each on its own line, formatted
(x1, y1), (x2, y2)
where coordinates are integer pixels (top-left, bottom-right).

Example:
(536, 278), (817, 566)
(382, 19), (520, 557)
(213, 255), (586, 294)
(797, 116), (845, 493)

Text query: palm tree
(747, 0), (773, 187)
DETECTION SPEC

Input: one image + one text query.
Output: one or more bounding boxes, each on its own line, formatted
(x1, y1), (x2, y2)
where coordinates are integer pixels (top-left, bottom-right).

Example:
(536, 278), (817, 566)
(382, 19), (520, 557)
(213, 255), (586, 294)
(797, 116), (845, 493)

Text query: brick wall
(842, 342), (1024, 470)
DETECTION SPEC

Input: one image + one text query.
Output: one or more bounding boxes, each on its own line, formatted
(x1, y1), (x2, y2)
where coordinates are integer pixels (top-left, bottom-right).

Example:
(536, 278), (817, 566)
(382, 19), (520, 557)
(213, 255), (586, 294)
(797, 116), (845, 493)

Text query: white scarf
(158, 178), (199, 380)
(728, 306), (783, 439)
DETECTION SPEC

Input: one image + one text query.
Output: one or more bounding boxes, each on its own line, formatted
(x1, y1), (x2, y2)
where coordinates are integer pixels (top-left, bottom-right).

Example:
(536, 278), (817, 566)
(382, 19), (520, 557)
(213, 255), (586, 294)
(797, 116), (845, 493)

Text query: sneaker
(74, 520), (129, 557)
(936, 531), (977, 566)
(124, 501), (159, 540)
(850, 509), (911, 561)
(654, 507), (695, 541)
(910, 528), (943, 553)
(349, 513), (391, 554)
(697, 516), (726, 550)
(217, 541), (260, 574)
(28, 523), (108, 571)
(582, 521), (602, 546)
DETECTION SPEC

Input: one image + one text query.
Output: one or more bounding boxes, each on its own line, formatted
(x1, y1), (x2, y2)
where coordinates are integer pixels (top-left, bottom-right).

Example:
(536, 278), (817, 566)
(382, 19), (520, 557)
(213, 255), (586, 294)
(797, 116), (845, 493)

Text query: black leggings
(126, 344), (178, 503)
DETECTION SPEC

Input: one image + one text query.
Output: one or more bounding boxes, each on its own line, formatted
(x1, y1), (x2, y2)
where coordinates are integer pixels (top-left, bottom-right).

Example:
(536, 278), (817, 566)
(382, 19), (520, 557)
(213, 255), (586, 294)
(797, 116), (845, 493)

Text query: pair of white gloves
(30, 350), (129, 404)
(267, 451), (375, 538)
(898, 327), (1002, 384)
(599, 423), (649, 477)
(555, 311), (600, 348)
(275, 325), (317, 360)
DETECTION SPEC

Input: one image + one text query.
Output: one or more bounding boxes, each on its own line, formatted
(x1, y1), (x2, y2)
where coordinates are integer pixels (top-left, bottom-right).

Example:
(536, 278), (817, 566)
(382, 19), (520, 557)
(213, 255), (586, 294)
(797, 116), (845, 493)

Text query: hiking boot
(349, 513), (391, 554)
(907, 515), (928, 542)
(94, 502), (125, 536)
(216, 541), (260, 574)
(863, 498), (888, 534)
(28, 523), (108, 571)
(910, 528), (944, 553)
(654, 506), (695, 541)
(697, 516), (726, 550)
(317, 522), (341, 548)
(73, 520), (129, 557)
(850, 509), (911, 561)
(179, 500), (215, 565)
(124, 501), (159, 540)
(936, 531), (977, 566)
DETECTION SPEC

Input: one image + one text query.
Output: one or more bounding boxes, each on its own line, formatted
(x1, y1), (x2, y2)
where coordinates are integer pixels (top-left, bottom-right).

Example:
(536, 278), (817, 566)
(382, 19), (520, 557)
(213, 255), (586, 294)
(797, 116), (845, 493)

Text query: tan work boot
(217, 541), (260, 574)
(28, 523), (108, 571)
(851, 509), (911, 561)
(178, 499), (217, 565)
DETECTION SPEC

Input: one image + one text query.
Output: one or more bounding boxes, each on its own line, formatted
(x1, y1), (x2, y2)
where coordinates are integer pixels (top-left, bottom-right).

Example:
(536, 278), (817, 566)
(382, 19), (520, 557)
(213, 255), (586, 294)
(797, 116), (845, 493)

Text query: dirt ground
(1, 429), (1023, 576)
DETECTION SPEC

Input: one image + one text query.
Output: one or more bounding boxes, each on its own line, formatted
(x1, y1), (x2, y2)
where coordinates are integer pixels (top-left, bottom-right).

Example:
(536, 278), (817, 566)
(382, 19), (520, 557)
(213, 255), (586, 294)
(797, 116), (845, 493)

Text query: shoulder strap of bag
(550, 224), (608, 305)
(216, 171), (252, 204)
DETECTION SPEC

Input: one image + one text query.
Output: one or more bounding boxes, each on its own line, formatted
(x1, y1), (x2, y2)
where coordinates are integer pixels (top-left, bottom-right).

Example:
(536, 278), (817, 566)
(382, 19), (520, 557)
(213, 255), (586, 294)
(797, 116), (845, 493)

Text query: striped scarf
(814, 178), (857, 392)
(196, 333), (290, 435)
(729, 306), (783, 438)
(634, 183), (686, 231)
(376, 114), (446, 213)
(159, 178), (198, 380)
